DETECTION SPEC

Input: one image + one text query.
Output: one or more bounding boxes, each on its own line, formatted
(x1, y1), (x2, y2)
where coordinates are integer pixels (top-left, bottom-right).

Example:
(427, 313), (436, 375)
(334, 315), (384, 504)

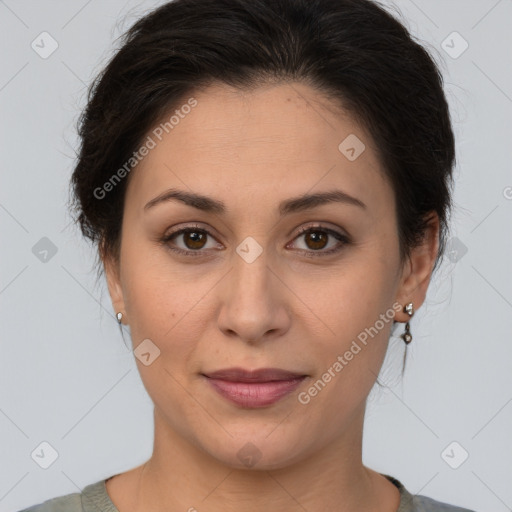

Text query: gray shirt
(17, 474), (476, 512)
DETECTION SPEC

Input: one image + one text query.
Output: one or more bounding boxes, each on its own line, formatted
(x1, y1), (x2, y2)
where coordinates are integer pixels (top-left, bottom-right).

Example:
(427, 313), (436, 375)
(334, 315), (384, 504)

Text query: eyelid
(292, 222), (349, 238)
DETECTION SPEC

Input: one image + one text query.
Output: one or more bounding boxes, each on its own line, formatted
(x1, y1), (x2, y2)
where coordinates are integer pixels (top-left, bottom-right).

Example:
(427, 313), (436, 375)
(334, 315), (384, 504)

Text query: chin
(200, 430), (311, 471)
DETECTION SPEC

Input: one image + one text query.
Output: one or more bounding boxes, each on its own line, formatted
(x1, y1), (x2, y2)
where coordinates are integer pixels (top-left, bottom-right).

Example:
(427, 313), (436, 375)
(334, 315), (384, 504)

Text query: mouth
(201, 367), (308, 408)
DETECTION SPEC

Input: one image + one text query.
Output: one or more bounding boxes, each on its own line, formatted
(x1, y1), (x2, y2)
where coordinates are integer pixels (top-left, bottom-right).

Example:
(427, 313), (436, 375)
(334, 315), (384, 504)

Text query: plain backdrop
(1, 1), (511, 511)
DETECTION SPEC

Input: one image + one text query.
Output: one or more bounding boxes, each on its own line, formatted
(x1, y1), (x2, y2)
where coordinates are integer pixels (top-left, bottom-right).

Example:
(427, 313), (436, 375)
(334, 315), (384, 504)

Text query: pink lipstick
(202, 367), (307, 408)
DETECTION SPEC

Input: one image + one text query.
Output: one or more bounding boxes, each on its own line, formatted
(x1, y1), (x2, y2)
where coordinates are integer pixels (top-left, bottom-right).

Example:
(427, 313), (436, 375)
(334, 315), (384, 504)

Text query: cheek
(307, 247), (395, 337)
(120, 246), (215, 369)
(122, 271), (204, 408)
(301, 246), (397, 389)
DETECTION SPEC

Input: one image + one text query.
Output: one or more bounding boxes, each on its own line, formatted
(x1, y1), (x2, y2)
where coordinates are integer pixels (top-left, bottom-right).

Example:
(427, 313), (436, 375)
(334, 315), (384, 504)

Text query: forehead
(125, 82), (392, 221)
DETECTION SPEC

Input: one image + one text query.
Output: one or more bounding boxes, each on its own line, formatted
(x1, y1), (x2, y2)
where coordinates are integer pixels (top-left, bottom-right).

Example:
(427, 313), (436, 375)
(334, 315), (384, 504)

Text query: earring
(116, 312), (123, 324)
(401, 302), (414, 344)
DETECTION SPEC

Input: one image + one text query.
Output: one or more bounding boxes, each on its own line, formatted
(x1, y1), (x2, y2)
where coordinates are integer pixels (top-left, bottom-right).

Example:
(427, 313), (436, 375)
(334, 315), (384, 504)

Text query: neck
(124, 405), (398, 512)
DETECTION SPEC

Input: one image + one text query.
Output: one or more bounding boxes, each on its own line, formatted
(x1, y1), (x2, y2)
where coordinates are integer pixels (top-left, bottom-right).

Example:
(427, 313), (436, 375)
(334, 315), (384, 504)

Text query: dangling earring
(401, 302), (414, 344)
(116, 312), (123, 324)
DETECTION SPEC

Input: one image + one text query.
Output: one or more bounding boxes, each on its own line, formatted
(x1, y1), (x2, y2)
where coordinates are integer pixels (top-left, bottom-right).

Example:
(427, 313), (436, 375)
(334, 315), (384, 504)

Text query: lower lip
(204, 376), (306, 408)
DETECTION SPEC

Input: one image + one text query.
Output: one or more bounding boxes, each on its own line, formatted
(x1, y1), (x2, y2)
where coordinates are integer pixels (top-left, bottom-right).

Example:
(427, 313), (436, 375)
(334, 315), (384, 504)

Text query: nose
(216, 247), (291, 345)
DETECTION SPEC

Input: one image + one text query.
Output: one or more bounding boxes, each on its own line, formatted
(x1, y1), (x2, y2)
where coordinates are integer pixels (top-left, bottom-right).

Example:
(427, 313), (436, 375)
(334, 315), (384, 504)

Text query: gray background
(1, 1), (511, 511)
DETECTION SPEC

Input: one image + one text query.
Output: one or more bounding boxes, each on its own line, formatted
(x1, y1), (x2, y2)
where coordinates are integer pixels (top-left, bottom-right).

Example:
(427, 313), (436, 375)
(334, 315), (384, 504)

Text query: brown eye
(181, 230), (207, 250)
(160, 226), (220, 257)
(290, 226), (350, 256)
(303, 230), (328, 250)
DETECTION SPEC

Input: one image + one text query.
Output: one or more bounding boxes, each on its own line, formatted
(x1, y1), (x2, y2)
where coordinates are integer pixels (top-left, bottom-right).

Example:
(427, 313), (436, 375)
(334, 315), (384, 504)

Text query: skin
(103, 81), (439, 512)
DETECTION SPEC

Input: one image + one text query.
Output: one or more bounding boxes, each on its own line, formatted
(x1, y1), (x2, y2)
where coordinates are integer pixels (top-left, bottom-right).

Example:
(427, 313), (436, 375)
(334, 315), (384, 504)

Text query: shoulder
(15, 480), (115, 512)
(383, 474), (476, 512)
(16, 492), (82, 512)
(409, 494), (477, 512)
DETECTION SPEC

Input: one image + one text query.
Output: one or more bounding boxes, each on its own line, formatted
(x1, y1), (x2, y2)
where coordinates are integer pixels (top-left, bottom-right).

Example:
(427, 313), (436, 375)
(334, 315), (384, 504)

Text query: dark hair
(70, 0), (455, 282)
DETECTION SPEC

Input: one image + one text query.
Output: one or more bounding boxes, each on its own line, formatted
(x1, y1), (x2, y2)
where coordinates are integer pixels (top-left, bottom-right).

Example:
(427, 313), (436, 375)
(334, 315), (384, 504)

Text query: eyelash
(159, 223), (350, 258)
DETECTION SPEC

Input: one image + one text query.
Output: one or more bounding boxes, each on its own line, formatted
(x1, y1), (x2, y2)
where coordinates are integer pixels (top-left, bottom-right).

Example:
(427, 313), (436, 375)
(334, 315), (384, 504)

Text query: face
(105, 82), (437, 470)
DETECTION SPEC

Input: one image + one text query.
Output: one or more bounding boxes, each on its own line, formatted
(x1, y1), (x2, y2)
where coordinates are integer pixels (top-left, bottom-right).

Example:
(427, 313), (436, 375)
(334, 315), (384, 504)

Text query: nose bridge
(217, 239), (289, 341)
(230, 241), (273, 309)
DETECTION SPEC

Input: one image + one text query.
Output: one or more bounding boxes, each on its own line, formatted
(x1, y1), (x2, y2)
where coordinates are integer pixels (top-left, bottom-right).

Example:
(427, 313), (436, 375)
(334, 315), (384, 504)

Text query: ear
(394, 212), (440, 322)
(102, 245), (127, 325)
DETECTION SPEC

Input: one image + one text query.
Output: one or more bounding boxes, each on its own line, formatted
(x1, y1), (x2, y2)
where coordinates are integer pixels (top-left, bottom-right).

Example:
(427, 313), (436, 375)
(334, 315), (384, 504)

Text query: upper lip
(203, 367), (307, 382)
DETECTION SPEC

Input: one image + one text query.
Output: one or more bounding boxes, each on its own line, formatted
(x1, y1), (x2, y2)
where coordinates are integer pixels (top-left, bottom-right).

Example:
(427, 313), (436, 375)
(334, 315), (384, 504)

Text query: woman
(20, 0), (476, 510)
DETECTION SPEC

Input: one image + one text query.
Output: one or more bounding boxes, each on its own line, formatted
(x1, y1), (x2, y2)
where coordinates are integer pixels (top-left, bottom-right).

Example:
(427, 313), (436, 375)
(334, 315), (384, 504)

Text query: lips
(202, 367), (308, 408)
(203, 367), (306, 382)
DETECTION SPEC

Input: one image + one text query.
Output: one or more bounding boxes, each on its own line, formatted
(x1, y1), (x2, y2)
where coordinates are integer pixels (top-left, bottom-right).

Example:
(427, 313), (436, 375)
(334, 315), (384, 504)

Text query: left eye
(288, 227), (349, 254)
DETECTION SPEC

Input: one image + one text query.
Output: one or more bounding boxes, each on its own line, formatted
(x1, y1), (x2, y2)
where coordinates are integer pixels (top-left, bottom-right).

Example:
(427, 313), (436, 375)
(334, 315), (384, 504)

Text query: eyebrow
(144, 187), (366, 215)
